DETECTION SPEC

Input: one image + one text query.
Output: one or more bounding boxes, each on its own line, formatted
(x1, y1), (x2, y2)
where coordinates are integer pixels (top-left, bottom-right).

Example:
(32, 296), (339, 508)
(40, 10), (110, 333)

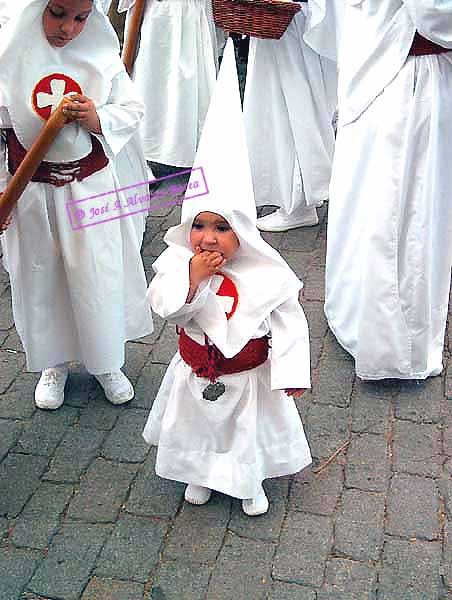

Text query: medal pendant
(202, 381), (226, 402)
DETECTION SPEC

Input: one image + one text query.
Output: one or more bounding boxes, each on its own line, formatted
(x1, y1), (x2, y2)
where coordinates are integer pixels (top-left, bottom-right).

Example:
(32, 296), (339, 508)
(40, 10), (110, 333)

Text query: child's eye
(217, 225), (230, 233)
(76, 14), (89, 22)
(49, 7), (65, 17)
(192, 222), (203, 230)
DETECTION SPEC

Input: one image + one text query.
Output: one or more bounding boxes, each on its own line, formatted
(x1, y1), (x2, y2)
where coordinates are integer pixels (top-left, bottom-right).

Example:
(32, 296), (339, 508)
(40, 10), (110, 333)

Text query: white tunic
(243, 4), (337, 212)
(122, 0), (217, 167)
(143, 276), (312, 499)
(325, 0), (452, 380)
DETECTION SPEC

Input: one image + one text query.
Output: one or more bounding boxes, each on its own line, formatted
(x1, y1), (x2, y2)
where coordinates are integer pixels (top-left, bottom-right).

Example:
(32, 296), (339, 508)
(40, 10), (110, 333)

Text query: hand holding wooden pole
(0, 96), (72, 226)
(121, 0), (146, 76)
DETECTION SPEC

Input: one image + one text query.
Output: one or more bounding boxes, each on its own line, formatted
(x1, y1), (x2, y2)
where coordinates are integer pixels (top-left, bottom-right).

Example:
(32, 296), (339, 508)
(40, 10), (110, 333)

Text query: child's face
(43, 0), (93, 47)
(190, 212), (240, 261)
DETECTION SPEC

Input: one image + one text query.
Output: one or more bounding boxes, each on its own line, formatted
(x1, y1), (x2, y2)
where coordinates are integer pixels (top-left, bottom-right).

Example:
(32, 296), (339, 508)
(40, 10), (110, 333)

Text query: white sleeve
(269, 295), (311, 391)
(96, 70), (145, 156)
(0, 106), (12, 194)
(403, 1), (452, 47)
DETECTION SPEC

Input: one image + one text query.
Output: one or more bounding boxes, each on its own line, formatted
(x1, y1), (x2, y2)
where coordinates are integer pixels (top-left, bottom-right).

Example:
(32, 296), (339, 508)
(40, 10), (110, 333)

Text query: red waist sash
(409, 32), (451, 56)
(178, 328), (269, 381)
(4, 128), (109, 187)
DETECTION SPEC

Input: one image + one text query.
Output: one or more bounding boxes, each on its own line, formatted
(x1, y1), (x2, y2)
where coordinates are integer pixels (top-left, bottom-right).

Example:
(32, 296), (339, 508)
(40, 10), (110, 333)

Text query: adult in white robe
(325, 0), (452, 380)
(143, 41), (311, 512)
(243, 0), (338, 232)
(118, 0), (218, 168)
(0, 1), (153, 381)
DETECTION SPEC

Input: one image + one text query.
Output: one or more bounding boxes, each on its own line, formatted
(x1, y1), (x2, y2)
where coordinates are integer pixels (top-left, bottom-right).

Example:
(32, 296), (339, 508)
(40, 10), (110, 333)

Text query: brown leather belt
(4, 128), (109, 187)
(409, 32), (451, 56)
(178, 328), (269, 381)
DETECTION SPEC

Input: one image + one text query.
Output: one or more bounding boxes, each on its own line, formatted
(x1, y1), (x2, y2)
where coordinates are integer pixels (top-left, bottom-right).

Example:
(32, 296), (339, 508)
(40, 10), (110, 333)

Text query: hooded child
(117, 0), (218, 170)
(143, 39), (312, 516)
(325, 0), (452, 379)
(0, 0), (153, 408)
(243, 0), (340, 232)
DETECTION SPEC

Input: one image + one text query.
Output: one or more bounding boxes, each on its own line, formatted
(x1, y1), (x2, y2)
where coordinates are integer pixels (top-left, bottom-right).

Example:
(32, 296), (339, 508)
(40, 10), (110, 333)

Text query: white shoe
(257, 207), (319, 232)
(242, 488), (269, 516)
(94, 370), (134, 405)
(185, 484), (212, 505)
(35, 367), (69, 410)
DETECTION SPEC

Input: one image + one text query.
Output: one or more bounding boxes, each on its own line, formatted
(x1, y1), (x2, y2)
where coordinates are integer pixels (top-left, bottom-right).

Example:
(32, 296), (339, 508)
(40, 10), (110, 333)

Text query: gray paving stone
(395, 377), (442, 423)
(0, 517), (8, 539)
(268, 583), (317, 599)
(282, 251), (311, 281)
(311, 358), (354, 408)
(281, 228), (319, 253)
(123, 341), (152, 385)
(207, 533), (274, 600)
(392, 420), (442, 478)
(273, 512), (333, 588)
(10, 482), (73, 549)
(79, 398), (124, 430)
(64, 370), (96, 408)
(0, 349), (25, 394)
(0, 373), (38, 419)
(310, 337), (324, 370)
(440, 466), (452, 519)
(0, 454), (48, 518)
(290, 464), (343, 516)
(101, 409), (150, 463)
(3, 330), (24, 353)
(317, 558), (377, 599)
(45, 427), (106, 482)
(377, 537), (442, 599)
(229, 478), (288, 542)
(334, 489), (385, 561)
(67, 458), (138, 522)
(302, 301), (329, 340)
(15, 405), (78, 456)
(0, 418), (22, 461)
(28, 522), (111, 600)
(444, 519), (452, 590)
(149, 323), (178, 364)
(303, 267), (326, 302)
(444, 417), (452, 457)
(96, 514), (168, 582)
(164, 493), (230, 563)
(149, 561), (211, 600)
(306, 404), (350, 461)
(351, 390), (392, 435)
(0, 296), (14, 330)
(386, 474), (440, 540)
(345, 434), (391, 492)
(321, 331), (353, 363)
(133, 362), (167, 410)
(126, 449), (184, 518)
(260, 231), (284, 251)
(81, 577), (145, 600)
(0, 547), (41, 600)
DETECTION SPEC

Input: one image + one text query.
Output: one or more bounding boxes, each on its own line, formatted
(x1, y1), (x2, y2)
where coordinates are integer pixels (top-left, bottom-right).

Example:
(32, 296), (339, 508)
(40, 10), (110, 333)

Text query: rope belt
(178, 328), (269, 382)
(4, 128), (109, 187)
(409, 32), (451, 56)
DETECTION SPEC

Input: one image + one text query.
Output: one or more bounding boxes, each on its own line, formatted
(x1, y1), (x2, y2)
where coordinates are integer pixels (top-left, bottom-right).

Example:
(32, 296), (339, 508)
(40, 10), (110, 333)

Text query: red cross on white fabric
(32, 73), (83, 121)
(213, 273), (239, 320)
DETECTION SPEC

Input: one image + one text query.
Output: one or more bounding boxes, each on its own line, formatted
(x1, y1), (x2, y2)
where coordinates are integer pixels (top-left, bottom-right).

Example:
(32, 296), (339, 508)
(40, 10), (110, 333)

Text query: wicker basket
(212, 0), (301, 40)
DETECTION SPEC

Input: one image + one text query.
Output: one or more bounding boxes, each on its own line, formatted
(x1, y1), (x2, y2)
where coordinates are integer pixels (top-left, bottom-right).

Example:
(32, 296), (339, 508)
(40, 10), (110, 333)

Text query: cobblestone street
(1, 187), (451, 599)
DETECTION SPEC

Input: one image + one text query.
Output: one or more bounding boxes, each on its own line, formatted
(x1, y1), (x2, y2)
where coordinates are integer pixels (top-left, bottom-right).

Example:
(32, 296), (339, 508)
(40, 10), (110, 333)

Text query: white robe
(243, 4), (337, 212)
(143, 276), (311, 499)
(0, 70), (153, 373)
(123, 0), (217, 167)
(325, 0), (452, 380)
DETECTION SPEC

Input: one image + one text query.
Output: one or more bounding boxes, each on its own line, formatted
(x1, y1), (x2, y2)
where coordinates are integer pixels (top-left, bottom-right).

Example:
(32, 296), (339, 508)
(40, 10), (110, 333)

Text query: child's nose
(60, 19), (75, 36)
(203, 231), (217, 245)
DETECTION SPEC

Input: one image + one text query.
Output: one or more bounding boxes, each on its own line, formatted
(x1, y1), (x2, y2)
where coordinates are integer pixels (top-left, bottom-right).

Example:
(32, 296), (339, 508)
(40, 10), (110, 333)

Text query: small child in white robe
(142, 40), (312, 516)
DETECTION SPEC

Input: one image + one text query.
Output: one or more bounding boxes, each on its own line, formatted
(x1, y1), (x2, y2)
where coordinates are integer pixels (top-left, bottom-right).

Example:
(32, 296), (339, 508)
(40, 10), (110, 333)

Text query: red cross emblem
(32, 73), (83, 121)
(214, 273), (239, 320)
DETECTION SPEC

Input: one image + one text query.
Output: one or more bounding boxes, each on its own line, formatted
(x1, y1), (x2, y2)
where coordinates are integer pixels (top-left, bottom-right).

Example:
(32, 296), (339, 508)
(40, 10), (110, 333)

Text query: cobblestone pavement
(1, 187), (452, 600)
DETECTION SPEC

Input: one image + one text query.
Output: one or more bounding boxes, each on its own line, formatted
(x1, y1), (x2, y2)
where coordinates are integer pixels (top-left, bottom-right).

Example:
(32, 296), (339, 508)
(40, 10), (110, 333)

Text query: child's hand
(62, 94), (102, 134)
(285, 388), (306, 398)
(187, 247), (226, 302)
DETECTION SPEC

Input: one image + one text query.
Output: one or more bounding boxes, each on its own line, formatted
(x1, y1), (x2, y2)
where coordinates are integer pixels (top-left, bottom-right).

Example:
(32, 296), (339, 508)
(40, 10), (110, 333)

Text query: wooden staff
(121, 0), (146, 75)
(0, 97), (72, 225)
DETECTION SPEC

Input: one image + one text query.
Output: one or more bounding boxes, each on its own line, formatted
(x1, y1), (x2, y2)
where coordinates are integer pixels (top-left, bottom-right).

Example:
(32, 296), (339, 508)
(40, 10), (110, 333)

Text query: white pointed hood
(153, 39), (303, 358)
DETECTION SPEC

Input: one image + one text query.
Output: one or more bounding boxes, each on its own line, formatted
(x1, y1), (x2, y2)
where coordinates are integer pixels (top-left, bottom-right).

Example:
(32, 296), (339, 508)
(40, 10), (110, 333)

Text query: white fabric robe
(143, 275), (311, 499)
(243, 4), (337, 212)
(122, 0), (217, 167)
(0, 71), (153, 373)
(325, 0), (452, 380)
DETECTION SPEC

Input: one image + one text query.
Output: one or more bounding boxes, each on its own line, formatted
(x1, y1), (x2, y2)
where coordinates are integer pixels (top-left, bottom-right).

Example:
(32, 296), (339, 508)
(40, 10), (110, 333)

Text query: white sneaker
(257, 207), (319, 232)
(35, 367), (69, 410)
(242, 488), (269, 516)
(94, 370), (134, 405)
(185, 484), (212, 505)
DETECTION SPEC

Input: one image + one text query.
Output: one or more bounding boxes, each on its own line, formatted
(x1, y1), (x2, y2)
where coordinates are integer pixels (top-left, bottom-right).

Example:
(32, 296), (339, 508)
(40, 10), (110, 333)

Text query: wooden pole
(0, 97), (71, 224)
(121, 0), (146, 76)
